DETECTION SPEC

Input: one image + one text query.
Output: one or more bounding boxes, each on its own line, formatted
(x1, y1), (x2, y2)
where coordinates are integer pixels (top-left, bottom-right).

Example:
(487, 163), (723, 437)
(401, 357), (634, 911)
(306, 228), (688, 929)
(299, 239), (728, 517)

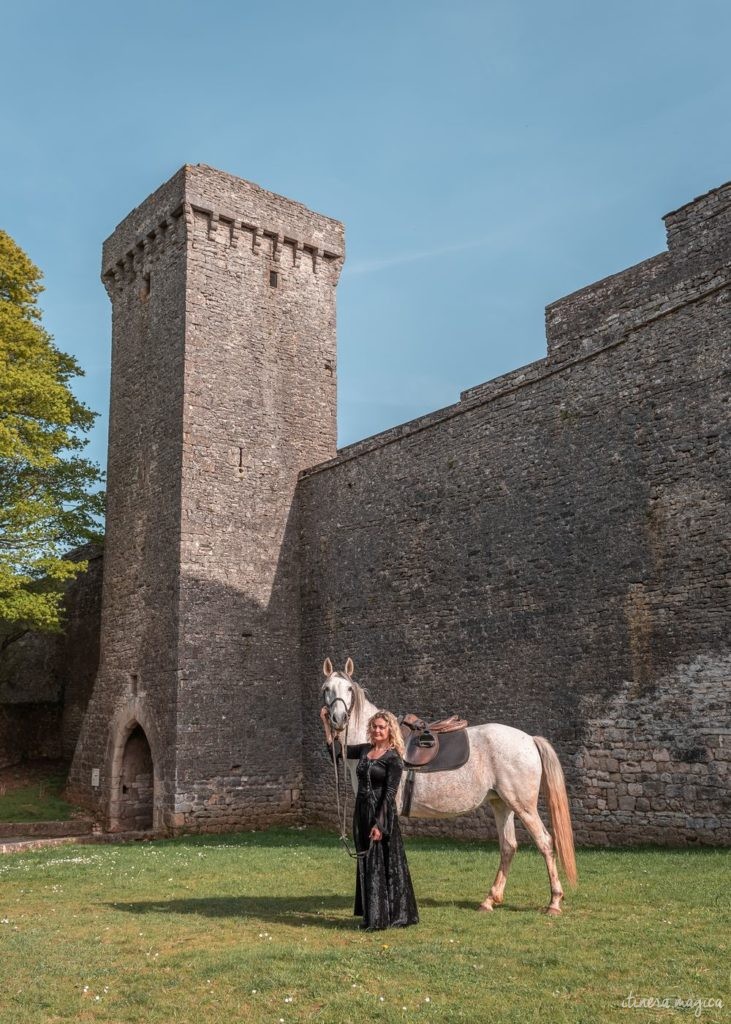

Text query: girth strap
(402, 769), (416, 818)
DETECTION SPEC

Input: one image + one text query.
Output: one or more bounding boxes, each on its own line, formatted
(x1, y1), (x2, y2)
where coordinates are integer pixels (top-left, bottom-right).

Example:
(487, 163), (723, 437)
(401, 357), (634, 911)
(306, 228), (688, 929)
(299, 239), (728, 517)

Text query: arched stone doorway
(117, 724), (154, 831)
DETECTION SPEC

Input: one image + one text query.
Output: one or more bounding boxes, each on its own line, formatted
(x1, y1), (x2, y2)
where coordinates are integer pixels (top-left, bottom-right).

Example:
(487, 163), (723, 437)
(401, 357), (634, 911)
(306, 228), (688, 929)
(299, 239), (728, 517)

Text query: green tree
(0, 229), (105, 642)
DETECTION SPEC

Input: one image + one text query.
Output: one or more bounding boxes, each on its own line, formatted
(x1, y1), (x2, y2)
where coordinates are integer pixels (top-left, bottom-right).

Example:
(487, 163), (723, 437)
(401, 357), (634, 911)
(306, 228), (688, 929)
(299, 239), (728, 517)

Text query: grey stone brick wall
(0, 705), (62, 769)
(298, 181), (730, 846)
(0, 546), (102, 767)
(58, 547), (103, 759)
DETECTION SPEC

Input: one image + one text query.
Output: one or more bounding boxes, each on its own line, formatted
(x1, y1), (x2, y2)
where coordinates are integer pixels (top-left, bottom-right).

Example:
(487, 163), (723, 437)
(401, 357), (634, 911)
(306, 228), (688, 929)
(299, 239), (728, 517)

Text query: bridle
(324, 689), (354, 723)
(323, 682), (369, 860)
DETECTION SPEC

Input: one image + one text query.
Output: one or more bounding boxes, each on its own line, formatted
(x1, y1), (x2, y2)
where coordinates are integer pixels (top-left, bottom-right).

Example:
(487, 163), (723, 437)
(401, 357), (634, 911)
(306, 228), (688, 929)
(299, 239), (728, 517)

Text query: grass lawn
(0, 829), (728, 1023)
(0, 767), (77, 823)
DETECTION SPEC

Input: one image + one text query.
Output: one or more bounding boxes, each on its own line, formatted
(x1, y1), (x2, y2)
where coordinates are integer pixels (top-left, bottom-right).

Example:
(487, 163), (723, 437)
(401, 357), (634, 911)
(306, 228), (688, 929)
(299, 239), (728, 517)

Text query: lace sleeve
(374, 753), (403, 835)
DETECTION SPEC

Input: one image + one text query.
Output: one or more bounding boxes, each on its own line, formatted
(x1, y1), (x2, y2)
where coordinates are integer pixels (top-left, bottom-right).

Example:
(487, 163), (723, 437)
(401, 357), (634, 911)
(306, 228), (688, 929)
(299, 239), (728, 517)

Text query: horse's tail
(533, 736), (577, 886)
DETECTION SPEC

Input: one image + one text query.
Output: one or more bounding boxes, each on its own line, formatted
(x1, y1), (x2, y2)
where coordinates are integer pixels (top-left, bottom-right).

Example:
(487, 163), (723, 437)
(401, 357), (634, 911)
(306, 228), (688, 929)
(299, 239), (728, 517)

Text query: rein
(325, 694), (369, 860)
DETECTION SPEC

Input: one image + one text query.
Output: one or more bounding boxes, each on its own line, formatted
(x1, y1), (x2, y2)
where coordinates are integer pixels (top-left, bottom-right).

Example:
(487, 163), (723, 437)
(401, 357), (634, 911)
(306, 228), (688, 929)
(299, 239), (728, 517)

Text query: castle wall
(298, 183), (730, 846)
(0, 705), (62, 769)
(32, 169), (729, 845)
(0, 547), (102, 767)
(58, 547), (103, 760)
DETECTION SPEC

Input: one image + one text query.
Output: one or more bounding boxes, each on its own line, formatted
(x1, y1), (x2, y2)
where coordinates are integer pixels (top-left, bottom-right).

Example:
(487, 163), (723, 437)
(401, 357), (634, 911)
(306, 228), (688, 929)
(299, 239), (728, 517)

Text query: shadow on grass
(108, 893), (541, 927)
(109, 894), (357, 929)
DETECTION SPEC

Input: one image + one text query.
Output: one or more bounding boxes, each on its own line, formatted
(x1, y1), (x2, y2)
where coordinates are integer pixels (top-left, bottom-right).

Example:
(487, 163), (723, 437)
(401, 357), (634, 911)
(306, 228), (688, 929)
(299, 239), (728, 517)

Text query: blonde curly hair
(367, 710), (405, 758)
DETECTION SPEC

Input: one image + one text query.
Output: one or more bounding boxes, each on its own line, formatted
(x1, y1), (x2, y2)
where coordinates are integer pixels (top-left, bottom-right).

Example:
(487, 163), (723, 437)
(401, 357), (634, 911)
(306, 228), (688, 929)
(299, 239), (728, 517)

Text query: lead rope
(330, 717), (369, 860)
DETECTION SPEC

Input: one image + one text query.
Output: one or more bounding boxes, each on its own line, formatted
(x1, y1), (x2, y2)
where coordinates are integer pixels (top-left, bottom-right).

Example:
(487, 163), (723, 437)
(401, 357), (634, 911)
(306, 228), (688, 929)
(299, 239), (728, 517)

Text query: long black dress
(338, 743), (419, 931)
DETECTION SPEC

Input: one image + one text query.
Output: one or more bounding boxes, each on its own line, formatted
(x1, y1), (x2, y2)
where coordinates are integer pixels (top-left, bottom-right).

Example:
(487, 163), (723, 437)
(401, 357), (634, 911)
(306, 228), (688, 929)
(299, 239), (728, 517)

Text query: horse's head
(321, 657), (357, 732)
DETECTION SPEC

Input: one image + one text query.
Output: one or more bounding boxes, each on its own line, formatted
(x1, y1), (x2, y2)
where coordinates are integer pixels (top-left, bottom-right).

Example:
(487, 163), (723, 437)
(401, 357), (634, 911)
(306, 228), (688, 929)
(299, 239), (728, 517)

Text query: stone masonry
(0, 545), (102, 767)
(57, 166), (728, 844)
(297, 180), (730, 846)
(67, 165), (343, 831)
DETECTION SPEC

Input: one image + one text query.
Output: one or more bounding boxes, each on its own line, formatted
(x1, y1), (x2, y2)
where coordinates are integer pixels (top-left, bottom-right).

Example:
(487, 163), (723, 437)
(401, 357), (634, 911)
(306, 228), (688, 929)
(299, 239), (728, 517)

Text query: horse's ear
(344, 657), (354, 678)
(323, 658), (333, 677)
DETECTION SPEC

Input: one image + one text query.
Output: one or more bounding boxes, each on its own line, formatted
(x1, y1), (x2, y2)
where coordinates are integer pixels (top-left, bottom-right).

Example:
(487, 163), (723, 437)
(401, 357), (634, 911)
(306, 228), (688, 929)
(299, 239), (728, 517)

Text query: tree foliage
(0, 229), (105, 638)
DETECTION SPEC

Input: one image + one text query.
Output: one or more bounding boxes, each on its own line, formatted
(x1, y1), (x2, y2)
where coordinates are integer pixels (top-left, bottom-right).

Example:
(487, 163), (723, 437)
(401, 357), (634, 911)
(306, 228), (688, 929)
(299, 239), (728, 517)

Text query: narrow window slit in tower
(130, 674), (139, 696)
(141, 273), (150, 298)
(325, 359), (334, 376)
(269, 270), (279, 288)
(238, 447), (244, 473)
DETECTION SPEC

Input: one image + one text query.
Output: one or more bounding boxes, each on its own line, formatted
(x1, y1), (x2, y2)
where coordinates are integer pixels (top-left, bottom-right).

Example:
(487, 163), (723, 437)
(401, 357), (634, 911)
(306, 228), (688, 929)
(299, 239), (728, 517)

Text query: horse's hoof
(543, 906), (562, 917)
(477, 902), (495, 912)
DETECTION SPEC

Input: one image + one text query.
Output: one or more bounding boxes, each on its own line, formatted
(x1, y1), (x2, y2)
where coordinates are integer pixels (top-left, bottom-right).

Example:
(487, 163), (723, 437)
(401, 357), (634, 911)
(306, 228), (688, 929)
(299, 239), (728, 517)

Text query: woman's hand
(319, 705), (333, 742)
(369, 826), (383, 842)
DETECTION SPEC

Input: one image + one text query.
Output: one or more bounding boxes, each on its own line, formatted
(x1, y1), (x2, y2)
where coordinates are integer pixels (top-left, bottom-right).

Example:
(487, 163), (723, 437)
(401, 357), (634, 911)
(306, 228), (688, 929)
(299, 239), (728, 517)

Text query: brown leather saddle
(399, 713), (470, 817)
(400, 713), (470, 773)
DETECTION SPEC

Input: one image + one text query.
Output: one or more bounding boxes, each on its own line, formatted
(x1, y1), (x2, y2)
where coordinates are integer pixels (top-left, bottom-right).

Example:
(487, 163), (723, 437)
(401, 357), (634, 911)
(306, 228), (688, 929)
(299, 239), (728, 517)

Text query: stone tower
(68, 165), (344, 831)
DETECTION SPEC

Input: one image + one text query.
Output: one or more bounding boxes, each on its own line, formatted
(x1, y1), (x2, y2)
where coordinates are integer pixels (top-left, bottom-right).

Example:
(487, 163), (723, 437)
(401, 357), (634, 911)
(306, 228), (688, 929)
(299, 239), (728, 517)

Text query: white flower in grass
(284, 997), (293, 1003)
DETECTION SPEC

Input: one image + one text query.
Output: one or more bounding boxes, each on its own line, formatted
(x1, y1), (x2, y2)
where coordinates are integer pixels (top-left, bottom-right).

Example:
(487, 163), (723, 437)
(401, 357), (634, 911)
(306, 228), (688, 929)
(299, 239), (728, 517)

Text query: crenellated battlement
(189, 202), (342, 273)
(101, 164), (344, 292)
(101, 205), (186, 295)
(664, 179), (731, 255)
(545, 179), (731, 365)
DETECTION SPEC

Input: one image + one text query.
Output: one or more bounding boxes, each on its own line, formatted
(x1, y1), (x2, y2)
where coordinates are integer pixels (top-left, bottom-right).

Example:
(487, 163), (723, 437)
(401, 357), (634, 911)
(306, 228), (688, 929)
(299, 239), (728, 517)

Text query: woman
(320, 705), (419, 931)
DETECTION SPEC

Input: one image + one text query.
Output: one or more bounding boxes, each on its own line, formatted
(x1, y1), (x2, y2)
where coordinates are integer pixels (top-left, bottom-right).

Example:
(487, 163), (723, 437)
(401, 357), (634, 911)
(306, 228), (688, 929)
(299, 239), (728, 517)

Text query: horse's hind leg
(515, 806), (564, 916)
(479, 797), (517, 912)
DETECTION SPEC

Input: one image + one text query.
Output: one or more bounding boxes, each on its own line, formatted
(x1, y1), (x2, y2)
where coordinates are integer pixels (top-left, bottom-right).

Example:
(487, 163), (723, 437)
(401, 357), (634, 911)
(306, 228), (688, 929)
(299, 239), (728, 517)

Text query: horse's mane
(349, 675), (370, 727)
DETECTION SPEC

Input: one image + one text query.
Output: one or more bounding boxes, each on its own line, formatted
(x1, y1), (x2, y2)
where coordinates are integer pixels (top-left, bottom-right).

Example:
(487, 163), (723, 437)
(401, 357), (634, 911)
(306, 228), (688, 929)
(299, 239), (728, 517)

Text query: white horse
(322, 657), (577, 915)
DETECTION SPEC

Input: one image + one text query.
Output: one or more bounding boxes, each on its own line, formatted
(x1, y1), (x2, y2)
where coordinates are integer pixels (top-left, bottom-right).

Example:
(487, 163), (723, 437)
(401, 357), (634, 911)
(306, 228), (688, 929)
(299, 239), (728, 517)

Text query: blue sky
(3, 0), (731, 467)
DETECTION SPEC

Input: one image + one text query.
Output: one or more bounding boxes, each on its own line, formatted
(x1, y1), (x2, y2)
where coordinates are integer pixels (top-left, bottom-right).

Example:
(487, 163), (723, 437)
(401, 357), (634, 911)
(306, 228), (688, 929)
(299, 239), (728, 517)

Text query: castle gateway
(64, 165), (728, 845)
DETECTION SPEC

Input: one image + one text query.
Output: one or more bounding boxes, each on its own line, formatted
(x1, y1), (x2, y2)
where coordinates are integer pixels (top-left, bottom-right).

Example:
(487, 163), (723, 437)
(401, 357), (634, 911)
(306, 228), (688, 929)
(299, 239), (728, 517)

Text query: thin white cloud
(342, 176), (663, 280)
(343, 235), (496, 276)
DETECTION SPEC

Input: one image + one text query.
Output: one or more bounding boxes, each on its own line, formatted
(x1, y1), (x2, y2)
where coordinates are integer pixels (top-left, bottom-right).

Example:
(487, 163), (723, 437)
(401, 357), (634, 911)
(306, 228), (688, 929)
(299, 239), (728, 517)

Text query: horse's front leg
(479, 797), (517, 912)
